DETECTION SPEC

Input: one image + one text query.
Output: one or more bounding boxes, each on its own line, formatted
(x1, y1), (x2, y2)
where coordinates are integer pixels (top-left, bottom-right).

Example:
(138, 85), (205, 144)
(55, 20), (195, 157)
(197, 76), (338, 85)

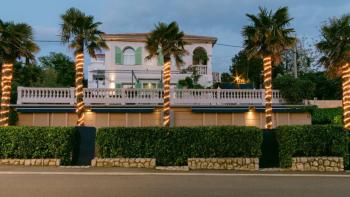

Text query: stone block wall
(0, 159), (60, 166)
(91, 158), (156, 168)
(188, 158), (259, 171)
(291, 157), (344, 172)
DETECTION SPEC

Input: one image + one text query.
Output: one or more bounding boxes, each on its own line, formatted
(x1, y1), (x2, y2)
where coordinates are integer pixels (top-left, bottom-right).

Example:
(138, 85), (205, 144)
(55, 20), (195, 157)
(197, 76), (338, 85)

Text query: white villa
(14, 32), (311, 128)
(88, 33), (217, 89)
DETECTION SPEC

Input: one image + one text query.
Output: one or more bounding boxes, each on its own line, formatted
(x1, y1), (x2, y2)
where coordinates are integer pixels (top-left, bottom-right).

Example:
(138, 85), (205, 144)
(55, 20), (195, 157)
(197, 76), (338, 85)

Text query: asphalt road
(0, 168), (350, 197)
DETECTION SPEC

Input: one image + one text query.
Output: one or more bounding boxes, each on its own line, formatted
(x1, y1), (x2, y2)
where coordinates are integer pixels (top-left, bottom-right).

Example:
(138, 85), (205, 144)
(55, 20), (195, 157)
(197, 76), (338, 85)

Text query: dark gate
(260, 130), (279, 168)
(72, 127), (96, 166)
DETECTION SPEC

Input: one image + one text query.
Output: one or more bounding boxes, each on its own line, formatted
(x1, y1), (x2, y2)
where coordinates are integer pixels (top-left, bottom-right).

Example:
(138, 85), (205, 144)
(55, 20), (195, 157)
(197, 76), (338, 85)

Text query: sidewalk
(0, 166), (350, 177)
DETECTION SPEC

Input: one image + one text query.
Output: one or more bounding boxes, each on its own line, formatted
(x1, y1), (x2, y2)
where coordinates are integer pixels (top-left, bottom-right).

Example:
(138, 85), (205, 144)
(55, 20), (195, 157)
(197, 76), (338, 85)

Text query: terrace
(17, 87), (285, 106)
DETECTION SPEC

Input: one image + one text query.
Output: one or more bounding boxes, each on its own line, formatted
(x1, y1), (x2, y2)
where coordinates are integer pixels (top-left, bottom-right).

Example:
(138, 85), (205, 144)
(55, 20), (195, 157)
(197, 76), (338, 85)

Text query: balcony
(16, 87), (285, 106)
(190, 65), (208, 75)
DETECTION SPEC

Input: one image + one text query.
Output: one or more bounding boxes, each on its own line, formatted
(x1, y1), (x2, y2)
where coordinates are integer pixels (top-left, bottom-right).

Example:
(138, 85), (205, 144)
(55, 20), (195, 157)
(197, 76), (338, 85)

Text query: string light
(263, 56), (273, 129)
(0, 63), (13, 126)
(342, 63), (350, 129)
(75, 53), (85, 126)
(163, 60), (171, 127)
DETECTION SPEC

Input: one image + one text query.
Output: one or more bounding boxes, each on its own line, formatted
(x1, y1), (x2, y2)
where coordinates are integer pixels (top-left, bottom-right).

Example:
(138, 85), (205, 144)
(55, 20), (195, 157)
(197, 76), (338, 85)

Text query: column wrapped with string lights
(75, 52), (85, 126)
(0, 63), (14, 126)
(263, 56), (273, 129)
(342, 63), (350, 129)
(162, 60), (171, 127)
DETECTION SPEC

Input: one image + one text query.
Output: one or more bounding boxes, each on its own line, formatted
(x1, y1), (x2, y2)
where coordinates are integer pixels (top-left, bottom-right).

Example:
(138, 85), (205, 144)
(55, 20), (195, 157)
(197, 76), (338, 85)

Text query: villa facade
(13, 32), (311, 129)
(88, 33), (217, 89)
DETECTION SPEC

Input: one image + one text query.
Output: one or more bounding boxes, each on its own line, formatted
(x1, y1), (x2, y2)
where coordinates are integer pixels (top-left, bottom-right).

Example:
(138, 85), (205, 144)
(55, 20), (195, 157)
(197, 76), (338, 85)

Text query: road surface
(0, 167), (350, 197)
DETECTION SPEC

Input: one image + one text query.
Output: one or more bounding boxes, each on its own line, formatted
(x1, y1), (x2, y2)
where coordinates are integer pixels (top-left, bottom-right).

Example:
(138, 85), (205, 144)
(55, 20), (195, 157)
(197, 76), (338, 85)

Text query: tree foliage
(220, 72), (232, 83)
(300, 72), (341, 100)
(39, 52), (75, 87)
(230, 50), (263, 88)
(60, 7), (108, 56)
(0, 21), (39, 63)
(242, 6), (296, 63)
(273, 74), (315, 104)
(146, 21), (187, 64)
(316, 14), (350, 76)
(280, 38), (319, 76)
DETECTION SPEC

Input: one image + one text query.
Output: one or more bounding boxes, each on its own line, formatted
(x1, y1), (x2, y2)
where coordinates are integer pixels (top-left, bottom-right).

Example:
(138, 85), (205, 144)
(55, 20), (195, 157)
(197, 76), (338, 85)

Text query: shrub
(273, 75), (315, 104)
(305, 106), (342, 125)
(0, 127), (77, 165)
(96, 126), (263, 166)
(275, 125), (348, 168)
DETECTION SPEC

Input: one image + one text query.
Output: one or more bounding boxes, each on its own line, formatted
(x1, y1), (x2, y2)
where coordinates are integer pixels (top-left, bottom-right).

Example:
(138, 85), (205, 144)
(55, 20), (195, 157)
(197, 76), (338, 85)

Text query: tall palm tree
(146, 22), (187, 127)
(316, 15), (350, 129)
(242, 7), (296, 129)
(60, 8), (108, 126)
(0, 21), (39, 126)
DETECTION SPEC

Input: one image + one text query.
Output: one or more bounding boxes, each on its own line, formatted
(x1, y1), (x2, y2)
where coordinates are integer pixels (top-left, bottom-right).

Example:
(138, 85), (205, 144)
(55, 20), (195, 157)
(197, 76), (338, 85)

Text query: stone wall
(0, 159), (60, 166)
(291, 157), (344, 172)
(91, 158), (156, 168)
(188, 158), (259, 171)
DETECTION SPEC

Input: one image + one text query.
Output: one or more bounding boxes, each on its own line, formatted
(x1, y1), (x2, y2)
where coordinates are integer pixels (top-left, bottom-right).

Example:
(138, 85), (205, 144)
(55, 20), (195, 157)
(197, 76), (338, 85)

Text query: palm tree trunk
(163, 60), (171, 127)
(263, 56), (273, 129)
(0, 63), (14, 126)
(75, 52), (85, 126)
(342, 63), (350, 129)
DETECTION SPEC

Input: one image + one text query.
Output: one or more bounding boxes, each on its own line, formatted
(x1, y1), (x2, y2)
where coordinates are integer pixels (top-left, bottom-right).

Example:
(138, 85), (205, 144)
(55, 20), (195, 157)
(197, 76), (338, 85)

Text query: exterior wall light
(248, 106), (256, 112)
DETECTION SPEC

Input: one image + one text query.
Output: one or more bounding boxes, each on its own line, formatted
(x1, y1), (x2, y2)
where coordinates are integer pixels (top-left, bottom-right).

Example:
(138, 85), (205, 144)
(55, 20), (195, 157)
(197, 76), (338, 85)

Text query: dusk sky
(1, 0), (349, 73)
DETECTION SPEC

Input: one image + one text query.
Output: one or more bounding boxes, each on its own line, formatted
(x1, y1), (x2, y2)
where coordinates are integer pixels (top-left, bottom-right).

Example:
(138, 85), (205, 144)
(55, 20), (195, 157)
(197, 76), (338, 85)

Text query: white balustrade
(84, 88), (162, 105)
(191, 65), (208, 75)
(17, 87), (75, 105)
(17, 87), (284, 106)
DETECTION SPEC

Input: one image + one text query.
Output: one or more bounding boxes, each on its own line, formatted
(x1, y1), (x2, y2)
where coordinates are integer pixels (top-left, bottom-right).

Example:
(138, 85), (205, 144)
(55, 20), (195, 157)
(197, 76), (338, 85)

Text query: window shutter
(157, 49), (164, 66)
(115, 47), (123, 64)
(115, 83), (122, 89)
(135, 47), (142, 65)
(157, 82), (163, 89)
(135, 82), (142, 89)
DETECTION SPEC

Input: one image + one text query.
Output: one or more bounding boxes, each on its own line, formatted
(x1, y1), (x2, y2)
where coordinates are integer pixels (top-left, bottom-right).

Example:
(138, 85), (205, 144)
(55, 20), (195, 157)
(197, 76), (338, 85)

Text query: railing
(17, 87), (284, 106)
(191, 65), (208, 75)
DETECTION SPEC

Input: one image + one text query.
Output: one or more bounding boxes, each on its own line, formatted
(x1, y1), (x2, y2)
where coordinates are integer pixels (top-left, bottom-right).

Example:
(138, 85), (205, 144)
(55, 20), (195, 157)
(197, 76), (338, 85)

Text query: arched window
(123, 47), (135, 65)
(192, 47), (208, 65)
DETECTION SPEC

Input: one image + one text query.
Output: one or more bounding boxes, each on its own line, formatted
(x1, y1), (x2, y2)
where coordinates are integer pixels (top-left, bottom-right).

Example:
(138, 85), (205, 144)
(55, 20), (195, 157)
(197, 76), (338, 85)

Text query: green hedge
(304, 106), (342, 125)
(0, 127), (77, 165)
(96, 126), (263, 166)
(275, 125), (348, 168)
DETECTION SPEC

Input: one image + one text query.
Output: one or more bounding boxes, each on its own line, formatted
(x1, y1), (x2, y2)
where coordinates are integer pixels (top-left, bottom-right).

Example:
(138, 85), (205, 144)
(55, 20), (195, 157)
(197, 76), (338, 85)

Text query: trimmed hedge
(96, 126), (263, 166)
(275, 125), (348, 168)
(0, 127), (77, 165)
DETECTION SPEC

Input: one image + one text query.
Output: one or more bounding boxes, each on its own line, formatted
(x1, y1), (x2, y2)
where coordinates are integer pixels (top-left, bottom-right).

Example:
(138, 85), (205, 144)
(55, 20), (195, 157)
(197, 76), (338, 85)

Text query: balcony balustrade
(17, 87), (284, 106)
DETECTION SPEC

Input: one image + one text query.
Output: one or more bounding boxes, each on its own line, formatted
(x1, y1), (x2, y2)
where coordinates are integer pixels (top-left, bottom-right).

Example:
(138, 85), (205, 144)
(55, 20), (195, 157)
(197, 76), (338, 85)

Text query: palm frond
(145, 21), (187, 68)
(60, 7), (108, 56)
(316, 14), (350, 76)
(242, 7), (296, 63)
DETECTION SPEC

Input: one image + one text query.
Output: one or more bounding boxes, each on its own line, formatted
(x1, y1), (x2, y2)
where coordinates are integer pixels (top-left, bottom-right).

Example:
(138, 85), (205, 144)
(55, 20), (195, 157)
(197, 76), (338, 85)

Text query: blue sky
(1, 0), (349, 73)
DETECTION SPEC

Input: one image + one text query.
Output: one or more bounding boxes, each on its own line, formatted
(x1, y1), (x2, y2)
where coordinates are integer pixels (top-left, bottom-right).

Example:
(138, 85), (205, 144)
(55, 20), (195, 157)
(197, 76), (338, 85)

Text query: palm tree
(316, 15), (350, 129)
(242, 7), (296, 129)
(0, 21), (39, 126)
(60, 8), (108, 126)
(146, 22), (187, 127)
